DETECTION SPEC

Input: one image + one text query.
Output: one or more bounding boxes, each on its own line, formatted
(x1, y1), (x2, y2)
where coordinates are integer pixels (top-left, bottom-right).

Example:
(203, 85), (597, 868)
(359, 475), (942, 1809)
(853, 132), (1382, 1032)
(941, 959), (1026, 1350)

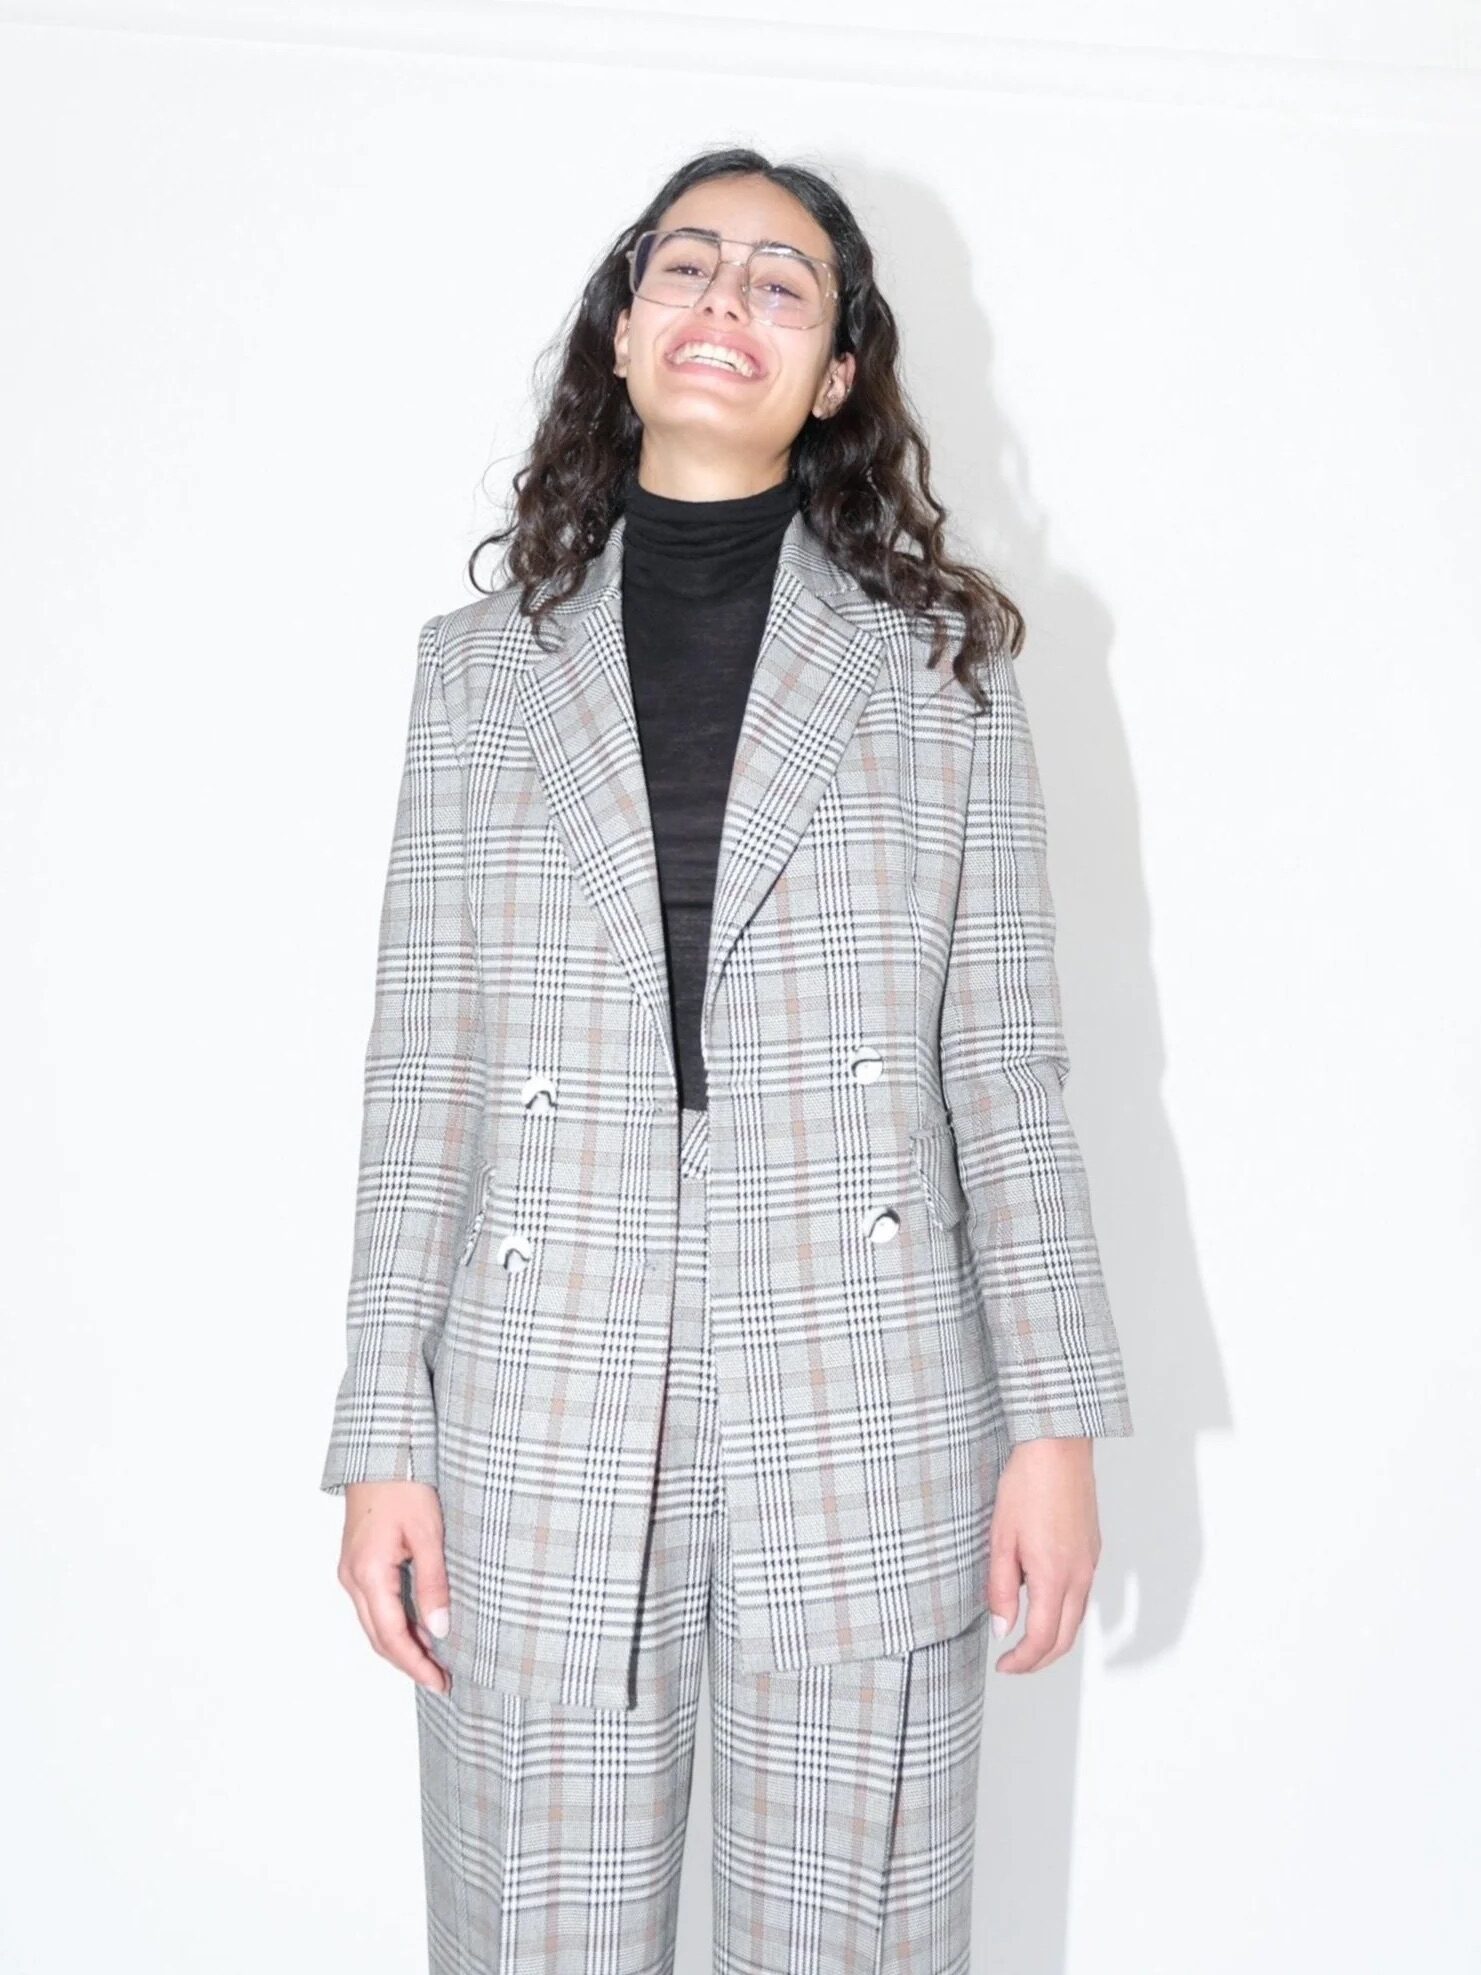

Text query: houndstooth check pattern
(320, 506), (1134, 1711)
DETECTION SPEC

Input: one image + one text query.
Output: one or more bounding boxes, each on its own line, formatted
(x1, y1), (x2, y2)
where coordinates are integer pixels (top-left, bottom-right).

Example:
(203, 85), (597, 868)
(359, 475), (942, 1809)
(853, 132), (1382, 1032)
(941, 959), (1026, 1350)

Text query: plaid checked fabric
(414, 1106), (989, 1974)
(319, 505), (1133, 1712)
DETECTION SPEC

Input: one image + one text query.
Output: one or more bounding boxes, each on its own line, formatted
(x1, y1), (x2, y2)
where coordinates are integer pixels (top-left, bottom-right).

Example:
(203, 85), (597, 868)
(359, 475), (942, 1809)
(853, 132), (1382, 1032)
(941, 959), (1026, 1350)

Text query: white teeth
(672, 341), (757, 377)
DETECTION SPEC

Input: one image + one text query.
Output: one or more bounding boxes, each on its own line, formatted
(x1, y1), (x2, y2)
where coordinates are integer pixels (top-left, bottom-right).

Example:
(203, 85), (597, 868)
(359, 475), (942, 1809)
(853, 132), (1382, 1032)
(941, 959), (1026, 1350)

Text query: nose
(697, 257), (750, 320)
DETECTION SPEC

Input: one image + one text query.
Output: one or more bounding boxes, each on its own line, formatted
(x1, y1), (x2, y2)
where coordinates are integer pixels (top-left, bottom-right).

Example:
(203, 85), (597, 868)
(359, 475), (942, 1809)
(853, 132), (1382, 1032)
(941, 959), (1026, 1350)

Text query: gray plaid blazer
(319, 506), (1134, 1709)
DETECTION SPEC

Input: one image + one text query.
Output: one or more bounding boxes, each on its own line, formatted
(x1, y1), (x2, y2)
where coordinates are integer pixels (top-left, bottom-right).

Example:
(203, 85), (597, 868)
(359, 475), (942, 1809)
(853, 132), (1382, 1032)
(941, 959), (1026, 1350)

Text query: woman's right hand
(336, 1481), (452, 1694)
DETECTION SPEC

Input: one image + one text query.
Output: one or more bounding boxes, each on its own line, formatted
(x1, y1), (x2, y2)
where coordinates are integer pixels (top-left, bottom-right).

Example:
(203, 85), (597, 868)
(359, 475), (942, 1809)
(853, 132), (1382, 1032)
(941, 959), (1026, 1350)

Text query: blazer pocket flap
(458, 1160), (495, 1265)
(908, 1119), (969, 1230)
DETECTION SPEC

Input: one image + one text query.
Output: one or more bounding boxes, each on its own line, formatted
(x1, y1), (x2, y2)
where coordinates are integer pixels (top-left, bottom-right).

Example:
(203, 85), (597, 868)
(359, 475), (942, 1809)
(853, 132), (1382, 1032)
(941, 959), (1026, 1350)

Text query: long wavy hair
(467, 147), (1023, 709)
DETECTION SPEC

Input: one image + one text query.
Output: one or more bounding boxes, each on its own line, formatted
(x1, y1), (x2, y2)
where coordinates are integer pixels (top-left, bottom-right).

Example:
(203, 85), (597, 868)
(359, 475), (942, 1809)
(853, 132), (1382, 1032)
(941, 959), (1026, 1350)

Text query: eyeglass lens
(632, 230), (829, 329)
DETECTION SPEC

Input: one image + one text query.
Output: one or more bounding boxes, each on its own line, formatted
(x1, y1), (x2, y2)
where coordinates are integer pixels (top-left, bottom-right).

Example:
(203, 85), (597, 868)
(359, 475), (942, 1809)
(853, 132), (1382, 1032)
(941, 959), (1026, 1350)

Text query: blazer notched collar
(515, 507), (898, 1102)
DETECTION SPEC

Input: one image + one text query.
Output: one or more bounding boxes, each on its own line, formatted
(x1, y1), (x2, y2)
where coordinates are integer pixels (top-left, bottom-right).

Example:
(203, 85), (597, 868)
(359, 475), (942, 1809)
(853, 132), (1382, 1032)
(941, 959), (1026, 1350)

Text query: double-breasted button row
(849, 1043), (900, 1244)
(476, 1051), (907, 1264)
(474, 1075), (554, 1270)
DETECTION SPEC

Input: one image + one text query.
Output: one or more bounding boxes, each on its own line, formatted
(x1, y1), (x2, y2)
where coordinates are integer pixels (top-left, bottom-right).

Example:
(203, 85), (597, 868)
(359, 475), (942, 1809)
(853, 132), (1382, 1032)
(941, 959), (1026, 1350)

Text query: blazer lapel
(518, 504), (889, 1099)
(517, 518), (676, 1090)
(700, 514), (888, 1063)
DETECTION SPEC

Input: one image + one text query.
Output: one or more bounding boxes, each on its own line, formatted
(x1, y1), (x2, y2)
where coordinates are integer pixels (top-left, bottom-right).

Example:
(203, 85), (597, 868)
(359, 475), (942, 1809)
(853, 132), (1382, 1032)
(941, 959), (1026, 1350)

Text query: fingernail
(426, 1607), (450, 1639)
(990, 1613), (1009, 1638)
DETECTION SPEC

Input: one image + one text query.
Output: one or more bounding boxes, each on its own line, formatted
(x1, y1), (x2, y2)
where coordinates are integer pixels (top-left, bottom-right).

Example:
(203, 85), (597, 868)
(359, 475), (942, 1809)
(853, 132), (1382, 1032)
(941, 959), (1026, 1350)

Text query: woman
(321, 146), (1133, 1972)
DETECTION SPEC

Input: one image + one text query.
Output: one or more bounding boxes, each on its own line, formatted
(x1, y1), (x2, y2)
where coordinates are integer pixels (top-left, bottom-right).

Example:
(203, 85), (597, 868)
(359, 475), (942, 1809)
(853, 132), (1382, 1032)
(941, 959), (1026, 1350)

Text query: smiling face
(613, 174), (854, 495)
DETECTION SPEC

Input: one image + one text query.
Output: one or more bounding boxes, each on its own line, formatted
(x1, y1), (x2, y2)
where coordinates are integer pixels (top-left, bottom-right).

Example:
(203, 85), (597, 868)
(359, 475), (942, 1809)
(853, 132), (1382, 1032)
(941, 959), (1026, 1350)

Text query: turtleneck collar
(620, 469), (801, 602)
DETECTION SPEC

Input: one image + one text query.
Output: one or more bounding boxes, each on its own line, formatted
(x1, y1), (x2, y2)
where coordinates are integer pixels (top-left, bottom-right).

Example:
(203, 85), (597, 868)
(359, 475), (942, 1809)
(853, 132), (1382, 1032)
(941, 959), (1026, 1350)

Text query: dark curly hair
(467, 146), (1023, 708)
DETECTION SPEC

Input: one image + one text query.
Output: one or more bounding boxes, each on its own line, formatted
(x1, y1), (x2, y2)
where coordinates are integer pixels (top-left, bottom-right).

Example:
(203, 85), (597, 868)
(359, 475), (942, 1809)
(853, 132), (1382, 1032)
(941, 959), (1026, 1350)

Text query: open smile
(664, 337), (765, 382)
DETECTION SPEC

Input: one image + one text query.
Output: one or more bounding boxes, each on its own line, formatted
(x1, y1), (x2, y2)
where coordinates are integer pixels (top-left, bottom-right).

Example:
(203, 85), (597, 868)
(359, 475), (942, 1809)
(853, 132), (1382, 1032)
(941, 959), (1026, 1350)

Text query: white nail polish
(990, 1613), (1008, 1638)
(426, 1607), (450, 1639)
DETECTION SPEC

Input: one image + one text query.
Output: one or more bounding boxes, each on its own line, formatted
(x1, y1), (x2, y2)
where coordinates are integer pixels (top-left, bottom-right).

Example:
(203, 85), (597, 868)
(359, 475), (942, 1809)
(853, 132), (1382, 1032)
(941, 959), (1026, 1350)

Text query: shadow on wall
(837, 158), (1220, 1975)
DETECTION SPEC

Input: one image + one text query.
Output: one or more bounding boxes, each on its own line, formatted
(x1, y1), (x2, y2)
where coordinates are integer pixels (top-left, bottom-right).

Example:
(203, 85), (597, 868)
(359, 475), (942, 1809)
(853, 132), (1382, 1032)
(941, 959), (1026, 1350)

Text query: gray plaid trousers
(414, 1106), (990, 1974)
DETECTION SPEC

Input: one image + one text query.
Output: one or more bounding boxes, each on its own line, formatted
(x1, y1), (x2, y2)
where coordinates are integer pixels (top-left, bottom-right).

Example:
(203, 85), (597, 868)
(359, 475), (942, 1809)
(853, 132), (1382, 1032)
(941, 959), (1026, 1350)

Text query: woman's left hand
(986, 1436), (1103, 1673)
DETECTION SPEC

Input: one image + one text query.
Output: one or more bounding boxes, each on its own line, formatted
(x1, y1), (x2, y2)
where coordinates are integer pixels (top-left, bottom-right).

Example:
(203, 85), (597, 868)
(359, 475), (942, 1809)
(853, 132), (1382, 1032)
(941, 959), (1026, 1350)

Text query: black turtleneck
(620, 468), (802, 1112)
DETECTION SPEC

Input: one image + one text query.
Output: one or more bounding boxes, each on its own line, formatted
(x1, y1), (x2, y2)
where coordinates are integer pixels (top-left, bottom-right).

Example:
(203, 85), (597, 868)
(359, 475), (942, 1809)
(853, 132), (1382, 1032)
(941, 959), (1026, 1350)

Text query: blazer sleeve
(939, 644), (1134, 1446)
(319, 613), (488, 1494)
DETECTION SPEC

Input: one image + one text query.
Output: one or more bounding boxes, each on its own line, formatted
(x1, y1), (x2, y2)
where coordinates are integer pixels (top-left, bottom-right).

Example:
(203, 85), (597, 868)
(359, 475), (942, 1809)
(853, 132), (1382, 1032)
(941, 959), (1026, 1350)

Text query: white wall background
(2, 5), (1477, 1970)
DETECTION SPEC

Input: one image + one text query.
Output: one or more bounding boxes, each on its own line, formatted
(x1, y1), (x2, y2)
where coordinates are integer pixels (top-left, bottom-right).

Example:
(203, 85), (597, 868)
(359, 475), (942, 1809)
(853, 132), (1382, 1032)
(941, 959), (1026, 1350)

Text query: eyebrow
(669, 225), (820, 262)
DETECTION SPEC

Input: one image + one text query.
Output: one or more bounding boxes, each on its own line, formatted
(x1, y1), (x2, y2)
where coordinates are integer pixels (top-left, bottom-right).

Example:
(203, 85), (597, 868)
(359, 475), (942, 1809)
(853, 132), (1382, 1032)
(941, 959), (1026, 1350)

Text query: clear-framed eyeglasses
(626, 226), (839, 331)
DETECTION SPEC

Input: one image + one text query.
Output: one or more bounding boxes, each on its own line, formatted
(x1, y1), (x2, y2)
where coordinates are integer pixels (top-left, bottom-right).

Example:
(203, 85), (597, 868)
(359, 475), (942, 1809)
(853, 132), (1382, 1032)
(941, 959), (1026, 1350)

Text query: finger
(1013, 1574), (1089, 1673)
(364, 1562), (449, 1693)
(996, 1572), (1067, 1673)
(1045, 1577), (1092, 1668)
(345, 1579), (384, 1658)
(338, 1552), (385, 1653)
